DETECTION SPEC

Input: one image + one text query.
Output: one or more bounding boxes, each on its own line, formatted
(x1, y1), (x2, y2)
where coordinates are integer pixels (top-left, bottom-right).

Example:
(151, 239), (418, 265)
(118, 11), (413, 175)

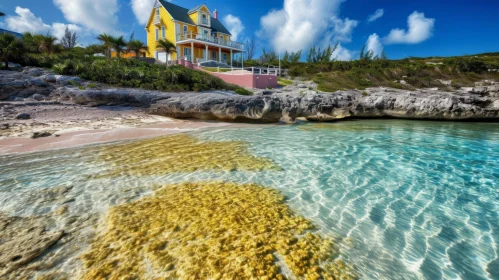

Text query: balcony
(176, 33), (244, 50)
(153, 15), (161, 25)
(200, 18), (209, 26)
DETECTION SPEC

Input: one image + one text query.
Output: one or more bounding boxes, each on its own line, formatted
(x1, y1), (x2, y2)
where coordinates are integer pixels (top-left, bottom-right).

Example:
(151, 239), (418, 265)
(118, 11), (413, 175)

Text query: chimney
(213, 9), (218, 19)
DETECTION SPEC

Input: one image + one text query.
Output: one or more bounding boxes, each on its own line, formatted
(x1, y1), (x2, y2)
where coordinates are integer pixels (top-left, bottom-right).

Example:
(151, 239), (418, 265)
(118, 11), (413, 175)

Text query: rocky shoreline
(2, 68), (499, 125)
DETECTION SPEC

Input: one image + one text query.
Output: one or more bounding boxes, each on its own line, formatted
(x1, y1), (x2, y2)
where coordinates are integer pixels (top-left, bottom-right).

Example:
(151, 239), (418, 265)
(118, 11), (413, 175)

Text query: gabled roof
(187, 4), (207, 14)
(0, 28), (23, 38)
(158, 0), (231, 36)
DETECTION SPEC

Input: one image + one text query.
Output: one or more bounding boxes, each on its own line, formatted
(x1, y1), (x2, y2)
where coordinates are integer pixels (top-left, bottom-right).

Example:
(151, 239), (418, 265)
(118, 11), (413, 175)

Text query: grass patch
(234, 88), (253, 95)
(277, 77), (293, 86)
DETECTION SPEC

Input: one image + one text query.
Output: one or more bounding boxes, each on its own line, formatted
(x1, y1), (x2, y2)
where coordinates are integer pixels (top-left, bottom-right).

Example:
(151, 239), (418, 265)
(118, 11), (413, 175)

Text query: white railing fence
(201, 66), (280, 76)
(176, 32), (244, 49)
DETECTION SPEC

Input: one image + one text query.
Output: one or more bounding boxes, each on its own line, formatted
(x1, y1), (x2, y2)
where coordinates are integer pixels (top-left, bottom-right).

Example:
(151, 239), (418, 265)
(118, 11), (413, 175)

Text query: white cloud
(131, 0), (155, 25)
(258, 0), (356, 53)
(366, 33), (383, 57)
(51, 23), (84, 40)
(223, 14), (245, 42)
(53, 0), (121, 35)
(367, 9), (384, 23)
(325, 17), (358, 43)
(2, 6), (51, 34)
(1, 7), (84, 41)
(384, 11), (435, 44)
(331, 44), (354, 61)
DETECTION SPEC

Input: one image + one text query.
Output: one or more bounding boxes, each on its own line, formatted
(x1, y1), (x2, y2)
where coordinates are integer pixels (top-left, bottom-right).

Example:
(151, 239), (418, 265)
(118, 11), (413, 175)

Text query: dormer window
(201, 13), (209, 25)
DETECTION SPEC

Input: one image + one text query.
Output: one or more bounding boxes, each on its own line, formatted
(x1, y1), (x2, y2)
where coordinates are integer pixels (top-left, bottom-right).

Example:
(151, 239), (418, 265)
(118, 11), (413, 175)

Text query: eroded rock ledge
(51, 86), (499, 122)
(2, 68), (499, 122)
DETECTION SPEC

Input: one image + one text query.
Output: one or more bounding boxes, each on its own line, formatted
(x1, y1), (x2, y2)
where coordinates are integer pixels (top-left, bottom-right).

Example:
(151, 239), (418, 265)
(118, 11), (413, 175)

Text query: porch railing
(176, 32), (244, 50)
(201, 66), (280, 76)
(200, 18), (209, 25)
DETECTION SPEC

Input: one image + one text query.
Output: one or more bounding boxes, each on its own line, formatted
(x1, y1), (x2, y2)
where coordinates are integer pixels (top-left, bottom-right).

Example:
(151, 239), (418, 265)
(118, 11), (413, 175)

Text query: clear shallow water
(1, 120), (499, 279)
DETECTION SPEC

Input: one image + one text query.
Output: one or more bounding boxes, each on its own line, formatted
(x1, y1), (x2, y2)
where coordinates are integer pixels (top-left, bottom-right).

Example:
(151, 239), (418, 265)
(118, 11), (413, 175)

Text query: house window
(162, 26), (166, 38)
(223, 53), (227, 61)
(156, 8), (160, 16)
(183, 25), (188, 35)
(212, 51), (217, 60)
(155, 28), (159, 41)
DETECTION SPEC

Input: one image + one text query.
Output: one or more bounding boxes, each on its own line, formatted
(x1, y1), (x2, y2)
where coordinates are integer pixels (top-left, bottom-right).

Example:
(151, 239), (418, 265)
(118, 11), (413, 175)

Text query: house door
(202, 49), (206, 61)
(157, 52), (167, 62)
(184, 47), (192, 61)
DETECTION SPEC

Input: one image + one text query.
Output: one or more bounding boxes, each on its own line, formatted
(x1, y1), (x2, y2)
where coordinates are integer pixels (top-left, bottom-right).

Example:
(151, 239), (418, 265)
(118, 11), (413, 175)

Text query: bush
(234, 88), (253, 95)
(39, 56), (239, 92)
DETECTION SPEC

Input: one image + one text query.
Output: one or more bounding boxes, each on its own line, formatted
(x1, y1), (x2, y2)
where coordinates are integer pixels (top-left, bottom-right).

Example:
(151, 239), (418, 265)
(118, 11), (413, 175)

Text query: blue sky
(0, 0), (498, 60)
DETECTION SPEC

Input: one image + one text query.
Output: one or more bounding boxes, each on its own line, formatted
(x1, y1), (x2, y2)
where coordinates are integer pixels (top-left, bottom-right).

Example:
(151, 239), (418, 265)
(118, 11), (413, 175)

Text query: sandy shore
(0, 101), (230, 155)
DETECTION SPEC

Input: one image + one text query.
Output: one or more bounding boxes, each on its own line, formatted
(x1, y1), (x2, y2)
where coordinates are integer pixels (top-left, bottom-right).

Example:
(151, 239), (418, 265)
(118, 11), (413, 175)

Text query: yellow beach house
(145, 1), (244, 65)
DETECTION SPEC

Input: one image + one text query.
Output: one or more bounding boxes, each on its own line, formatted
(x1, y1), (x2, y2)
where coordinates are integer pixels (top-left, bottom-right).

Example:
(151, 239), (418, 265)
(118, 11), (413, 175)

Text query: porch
(176, 33), (244, 66)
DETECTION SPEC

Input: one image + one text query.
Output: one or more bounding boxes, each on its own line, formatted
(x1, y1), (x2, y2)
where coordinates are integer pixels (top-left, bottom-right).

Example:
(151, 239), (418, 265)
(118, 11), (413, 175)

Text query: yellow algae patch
(81, 182), (356, 280)
(93, 134), (279, 177)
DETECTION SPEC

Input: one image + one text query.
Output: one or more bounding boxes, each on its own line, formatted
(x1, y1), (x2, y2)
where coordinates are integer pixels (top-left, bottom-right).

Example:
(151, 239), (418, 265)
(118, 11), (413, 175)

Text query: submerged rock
(0, 213), (64, 277)
(81, 182), (356, 279)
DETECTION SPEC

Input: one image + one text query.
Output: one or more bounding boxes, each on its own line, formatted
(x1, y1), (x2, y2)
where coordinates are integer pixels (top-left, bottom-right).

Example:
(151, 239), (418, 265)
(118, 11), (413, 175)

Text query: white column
(218, 47), (222, 63)
(191, 41), (194, 63)
(230, 49), (233, 67)
(205, 45), (208, 61)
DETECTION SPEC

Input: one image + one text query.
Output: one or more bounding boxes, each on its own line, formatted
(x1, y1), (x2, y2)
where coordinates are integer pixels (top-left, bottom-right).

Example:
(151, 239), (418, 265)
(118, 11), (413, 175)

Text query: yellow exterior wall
(188, 13), (198, 25)
(146, 6), (176, 59)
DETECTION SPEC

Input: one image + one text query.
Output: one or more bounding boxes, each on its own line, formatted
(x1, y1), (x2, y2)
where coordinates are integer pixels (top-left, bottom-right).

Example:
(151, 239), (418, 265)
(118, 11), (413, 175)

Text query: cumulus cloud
(384, 11), (435, 44)
(325, 17), (358, 43)
(258, 0), (356, 53)
(53, 0), (121, 34)
(366, 33), (383, 57)
(367, 9), (384, 22)
(1, 6), (84, 41)
(131, 0), (155, 25)
(223, 14), (245, 42)
(51, 23), (84, 40)
(2, 6), (51, 34)
(331, 44), (354, 61)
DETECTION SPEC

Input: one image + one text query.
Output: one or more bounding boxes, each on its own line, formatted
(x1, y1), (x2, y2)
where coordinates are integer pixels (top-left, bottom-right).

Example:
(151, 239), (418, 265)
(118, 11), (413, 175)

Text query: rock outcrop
(2, 68), (499, 122)
(51, 86), (499, 122)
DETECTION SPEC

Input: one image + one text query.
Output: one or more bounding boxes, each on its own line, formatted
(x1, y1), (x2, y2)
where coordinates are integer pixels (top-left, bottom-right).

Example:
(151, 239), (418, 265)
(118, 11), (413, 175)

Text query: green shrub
(234, 88), (253, 95)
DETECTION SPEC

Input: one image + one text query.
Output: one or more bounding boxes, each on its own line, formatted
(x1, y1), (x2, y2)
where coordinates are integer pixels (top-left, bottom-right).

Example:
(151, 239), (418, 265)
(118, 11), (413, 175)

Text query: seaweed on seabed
(90, 134), (281, 178)
(81, 181), (357, 279)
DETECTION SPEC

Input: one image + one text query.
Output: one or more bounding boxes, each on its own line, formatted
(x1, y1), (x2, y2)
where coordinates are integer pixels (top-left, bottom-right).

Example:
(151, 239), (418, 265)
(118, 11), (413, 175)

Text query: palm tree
(38, 35), (57, 54)
(109, 35), (127, 58)
(0, 33), (24, 69)
(97, 33), (113, 58)
(127, 39), (148, 58)
(156, 39), (176, 65)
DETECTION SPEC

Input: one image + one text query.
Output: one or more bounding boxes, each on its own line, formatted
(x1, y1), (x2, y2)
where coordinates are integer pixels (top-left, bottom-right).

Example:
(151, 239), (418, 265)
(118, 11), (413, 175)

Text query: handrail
(176, 32), (244, 50)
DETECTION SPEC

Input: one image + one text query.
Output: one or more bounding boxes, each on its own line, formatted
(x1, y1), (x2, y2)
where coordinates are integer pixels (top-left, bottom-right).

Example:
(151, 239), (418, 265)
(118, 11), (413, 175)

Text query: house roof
(187, 4), (206, 14)
(158, 0), (231, 36)
(0, 28), (23, 38)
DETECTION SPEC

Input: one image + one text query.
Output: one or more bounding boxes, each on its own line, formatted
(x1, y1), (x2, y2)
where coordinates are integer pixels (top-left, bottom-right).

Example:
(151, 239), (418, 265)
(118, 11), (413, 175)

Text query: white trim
(176, 38), (244, 51)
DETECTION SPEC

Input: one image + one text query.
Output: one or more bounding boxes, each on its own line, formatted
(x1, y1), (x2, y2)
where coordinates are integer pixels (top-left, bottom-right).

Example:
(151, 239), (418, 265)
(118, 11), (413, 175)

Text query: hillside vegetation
(0, 32), (241, 93)
(288, 54), (499, 92)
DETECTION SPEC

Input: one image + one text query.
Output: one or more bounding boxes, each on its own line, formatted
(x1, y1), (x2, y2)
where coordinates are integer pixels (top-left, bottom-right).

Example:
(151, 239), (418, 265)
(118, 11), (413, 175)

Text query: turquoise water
(1, 120), (499, 279)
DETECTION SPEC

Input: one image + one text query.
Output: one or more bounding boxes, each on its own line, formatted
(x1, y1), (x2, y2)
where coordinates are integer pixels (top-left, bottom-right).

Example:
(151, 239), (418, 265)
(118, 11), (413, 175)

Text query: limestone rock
(28, 68), (42, 77)
(15, 113), (30, 120)
(32, 131), (52, 139)
(0, 213), (64, 277)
